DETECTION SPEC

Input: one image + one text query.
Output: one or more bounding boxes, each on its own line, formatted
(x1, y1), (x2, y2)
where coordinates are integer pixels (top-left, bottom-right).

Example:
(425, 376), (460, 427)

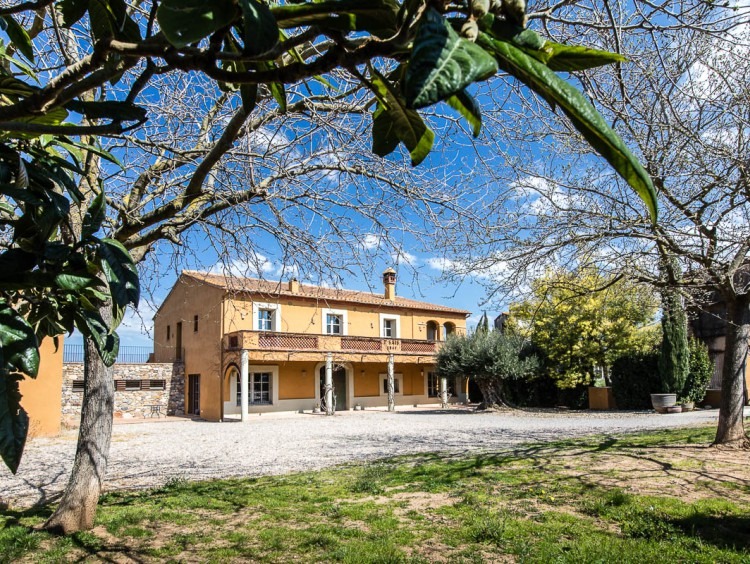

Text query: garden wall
(62, 362), (184, 426)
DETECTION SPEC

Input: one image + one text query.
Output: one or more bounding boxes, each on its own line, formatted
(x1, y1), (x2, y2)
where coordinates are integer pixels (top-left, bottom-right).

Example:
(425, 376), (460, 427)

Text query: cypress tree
(658, 259), (690, 396)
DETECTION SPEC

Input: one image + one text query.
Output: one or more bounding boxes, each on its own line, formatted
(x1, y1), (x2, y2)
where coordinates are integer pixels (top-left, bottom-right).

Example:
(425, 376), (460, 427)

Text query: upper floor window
(426, 321), (438, 341)
(166, 325), (171, 340)
(383, 319), (395, 337)
(322, 308), (347, 336)
(326, 313), (342, 334)
(193, 315), (199, 332)
(252, 302), (282, 332)
(258, 309), (274, 331)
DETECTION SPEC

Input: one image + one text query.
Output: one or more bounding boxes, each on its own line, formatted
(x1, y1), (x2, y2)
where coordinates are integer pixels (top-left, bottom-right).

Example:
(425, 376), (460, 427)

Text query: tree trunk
(44, 306), (115, 534)
(475, 378), (511, 410)
(714, 295), (750, 448)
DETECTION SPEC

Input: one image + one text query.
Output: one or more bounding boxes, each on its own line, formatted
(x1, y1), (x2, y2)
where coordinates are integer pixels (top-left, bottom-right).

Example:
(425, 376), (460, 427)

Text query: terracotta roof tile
(181, 271), (470, 315)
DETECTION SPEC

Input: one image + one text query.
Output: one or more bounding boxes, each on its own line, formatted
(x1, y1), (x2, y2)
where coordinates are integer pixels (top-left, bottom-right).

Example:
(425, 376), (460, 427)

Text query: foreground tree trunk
(714, 295), (750, 448)
(475, 378), (511, 410)
(45, 307), (115, 534)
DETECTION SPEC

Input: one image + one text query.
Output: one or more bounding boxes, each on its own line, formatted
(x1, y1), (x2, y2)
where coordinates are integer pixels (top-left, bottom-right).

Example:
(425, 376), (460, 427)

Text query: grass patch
(2, 424), (749, 562)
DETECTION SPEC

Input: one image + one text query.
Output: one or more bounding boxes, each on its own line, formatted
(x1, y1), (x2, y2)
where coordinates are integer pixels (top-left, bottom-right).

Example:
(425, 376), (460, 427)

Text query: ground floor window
(382, 377), (400, 394)
(236, 372), (272, 406)
(427, 372), (439, 397)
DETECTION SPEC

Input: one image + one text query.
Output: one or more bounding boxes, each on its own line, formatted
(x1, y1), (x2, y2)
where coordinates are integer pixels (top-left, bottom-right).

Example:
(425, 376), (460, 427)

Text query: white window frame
(379, 313), (401, 338)
(322, 308), (348, 336)
(252, 302), (282, 332)
(379, 372), (403, 396)
(427, 371), (440, 398)
(232, 365), (279, 406)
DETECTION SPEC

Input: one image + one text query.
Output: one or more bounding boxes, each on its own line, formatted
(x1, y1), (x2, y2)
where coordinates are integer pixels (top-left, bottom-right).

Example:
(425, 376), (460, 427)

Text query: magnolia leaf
(0, 302), (39, 376)
(1, 16), (33, 62)
(405, 8), (498, 109)
(57, 0), (88, 28)
(239, 0), (279, 56)
(369, 69), (434, 166)
(65, 100), (147, 122)
(478, 33), (657, 221)
(240, 83), (258, 114)
(74, 310), (119, 367)
(446, 90), (482, 137)
(541, 42), (627, 72)
(99, 238), (140, 309)
(54, 273), (97, 292)
(0, 375), (28, 474)
(82, 192), (105, 240)
(273, 0), (399, 37)
(157, 0), (237, 48)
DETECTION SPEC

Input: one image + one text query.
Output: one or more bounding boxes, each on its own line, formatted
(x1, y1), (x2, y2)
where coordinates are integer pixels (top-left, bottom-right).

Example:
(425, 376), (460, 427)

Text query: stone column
(440, 376), (448, 408)
(325, 352), (334, 416)
(387, 354), (395, 412)
(240, 349), (249, 422)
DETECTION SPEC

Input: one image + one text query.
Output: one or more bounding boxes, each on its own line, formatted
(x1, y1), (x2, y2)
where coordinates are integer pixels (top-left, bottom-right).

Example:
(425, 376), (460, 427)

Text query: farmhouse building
(152, 269), (471, 420)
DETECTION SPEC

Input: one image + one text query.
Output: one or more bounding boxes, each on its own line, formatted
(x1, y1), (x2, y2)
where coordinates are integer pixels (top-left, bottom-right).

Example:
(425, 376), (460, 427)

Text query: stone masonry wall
(62, 362), (184, 425)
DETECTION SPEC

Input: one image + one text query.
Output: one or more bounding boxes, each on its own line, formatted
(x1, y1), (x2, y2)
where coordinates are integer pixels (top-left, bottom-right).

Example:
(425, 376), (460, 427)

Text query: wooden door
(188, 374), (200, 415)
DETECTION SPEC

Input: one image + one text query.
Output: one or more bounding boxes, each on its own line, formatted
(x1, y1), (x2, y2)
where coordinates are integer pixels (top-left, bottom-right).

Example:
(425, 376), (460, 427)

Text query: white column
(387, 354), (395, 412)
(325, 352), (334, 416)
(440, 376), (448, 408)
(240, 349), (249, 422)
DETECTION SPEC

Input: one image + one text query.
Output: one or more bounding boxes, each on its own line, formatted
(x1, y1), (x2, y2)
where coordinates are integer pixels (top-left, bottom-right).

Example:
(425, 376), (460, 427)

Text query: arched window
(426, 321), (439, 341)
(442, 322), (456, 340)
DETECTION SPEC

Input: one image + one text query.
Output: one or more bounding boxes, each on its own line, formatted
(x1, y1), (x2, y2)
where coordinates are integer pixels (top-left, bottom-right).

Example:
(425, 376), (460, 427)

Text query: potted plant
(312, 402), (321, 414)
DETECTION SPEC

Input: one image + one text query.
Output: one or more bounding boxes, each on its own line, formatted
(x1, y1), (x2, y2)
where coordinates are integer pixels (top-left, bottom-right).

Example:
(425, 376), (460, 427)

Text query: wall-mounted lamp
(301, 369), (307, 377)
(420, 369), (424, 377)
(360, 369), (366, 377)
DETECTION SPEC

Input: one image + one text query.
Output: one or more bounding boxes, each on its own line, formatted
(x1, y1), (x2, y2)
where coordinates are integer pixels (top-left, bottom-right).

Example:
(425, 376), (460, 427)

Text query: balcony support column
(387, 354), (395, 412)
(440, 376), (448, 408)
(325, 353), (334, 416)
(240, 349), (249, 422)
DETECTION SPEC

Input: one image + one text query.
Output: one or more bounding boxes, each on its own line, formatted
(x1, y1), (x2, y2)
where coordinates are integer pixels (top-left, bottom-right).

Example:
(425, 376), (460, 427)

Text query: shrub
(682, 338), (713, 403)
(611, 351), (660, 409)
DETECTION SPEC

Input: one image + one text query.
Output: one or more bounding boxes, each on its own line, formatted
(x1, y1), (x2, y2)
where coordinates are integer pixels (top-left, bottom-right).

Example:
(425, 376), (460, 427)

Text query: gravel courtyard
(1, 406), (734, 508)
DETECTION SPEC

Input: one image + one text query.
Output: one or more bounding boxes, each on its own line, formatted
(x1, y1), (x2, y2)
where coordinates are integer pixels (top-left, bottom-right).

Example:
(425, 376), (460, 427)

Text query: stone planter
(588, 387), (617, 410)
(651, 393), (677, 414)
(681, 401), (695, 412)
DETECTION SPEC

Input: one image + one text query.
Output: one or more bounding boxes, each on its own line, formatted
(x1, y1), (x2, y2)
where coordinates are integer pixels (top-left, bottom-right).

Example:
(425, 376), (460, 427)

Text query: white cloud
(360, 233), (381, 250)
(392, 250), (418, 265)
(210, 255), (275, 278)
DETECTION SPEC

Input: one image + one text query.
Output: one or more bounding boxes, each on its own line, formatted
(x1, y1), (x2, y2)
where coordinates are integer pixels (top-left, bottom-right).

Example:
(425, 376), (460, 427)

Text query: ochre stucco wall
(19, 336), (64, 437)
(154, 277), (225, 420)
(223, 295), (467, 339)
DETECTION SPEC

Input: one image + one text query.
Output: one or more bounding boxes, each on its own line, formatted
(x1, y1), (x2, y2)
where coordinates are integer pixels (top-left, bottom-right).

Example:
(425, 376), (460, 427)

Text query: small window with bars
(72, 380), (84, 392)
(229, 336), (239, 349)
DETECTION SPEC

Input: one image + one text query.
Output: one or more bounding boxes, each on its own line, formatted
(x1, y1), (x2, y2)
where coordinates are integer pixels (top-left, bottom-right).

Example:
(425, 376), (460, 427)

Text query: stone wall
(62, 362), (184, 425)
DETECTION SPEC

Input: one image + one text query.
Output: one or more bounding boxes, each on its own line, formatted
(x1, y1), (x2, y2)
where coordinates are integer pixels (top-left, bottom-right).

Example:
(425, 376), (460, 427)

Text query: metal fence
(63, 345), (153, 364)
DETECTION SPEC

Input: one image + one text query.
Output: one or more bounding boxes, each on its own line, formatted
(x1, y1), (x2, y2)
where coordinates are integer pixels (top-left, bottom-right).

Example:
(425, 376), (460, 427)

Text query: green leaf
(74, 309), (119, 367)
(108, 0), (142, 42)
(273, 0), (399, 38)
(87, 0), (113, 41)
(57, 0), (89, 28)
(240, 83), (258, 114)
(258, 61), (286, 112)
(54, 273), (97, 292)
(477, 33), (657, 221)
(404, 8), (498, 110)
(540, 42), (627, 72)
(369, 68), (434, 166)
(446, 90), (482, 137)
(0, 302), (39, 376)
(82, 191), (105, 239)
(0, 374), (28, 474)
(482, 17), (626, 72)
(157, 0), (238, 49)
(65, 100), (147, 122)
(99, 238), (140, 309)
(1, 16), (33, 62)
(238, 0), (279, 56)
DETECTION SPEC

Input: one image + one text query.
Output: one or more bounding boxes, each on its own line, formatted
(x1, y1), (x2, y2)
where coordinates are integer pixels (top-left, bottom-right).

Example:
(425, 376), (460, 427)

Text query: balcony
(224, 331), (438, 356)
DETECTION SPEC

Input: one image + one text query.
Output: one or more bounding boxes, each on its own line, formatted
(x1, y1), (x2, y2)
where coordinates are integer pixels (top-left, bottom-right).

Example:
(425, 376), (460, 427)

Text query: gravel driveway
(0, 406), (733, 508)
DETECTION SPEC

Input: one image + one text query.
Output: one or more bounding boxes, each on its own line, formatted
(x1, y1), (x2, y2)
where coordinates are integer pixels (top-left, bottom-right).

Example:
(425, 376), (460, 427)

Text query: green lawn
(2, 425), (749, 563)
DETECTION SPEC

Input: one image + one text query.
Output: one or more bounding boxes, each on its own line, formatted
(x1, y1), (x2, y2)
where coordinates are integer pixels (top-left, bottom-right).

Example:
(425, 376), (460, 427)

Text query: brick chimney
(383, 268), (396, 300)
(289, 278), (300, 294)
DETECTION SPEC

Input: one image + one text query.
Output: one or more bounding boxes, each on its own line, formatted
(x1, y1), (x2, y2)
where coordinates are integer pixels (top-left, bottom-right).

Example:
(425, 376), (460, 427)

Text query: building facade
(153, 269), (470, 420)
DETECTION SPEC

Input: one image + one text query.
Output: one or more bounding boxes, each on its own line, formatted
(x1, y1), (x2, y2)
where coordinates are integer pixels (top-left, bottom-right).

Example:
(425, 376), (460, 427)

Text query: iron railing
(64, 345), (154, 364)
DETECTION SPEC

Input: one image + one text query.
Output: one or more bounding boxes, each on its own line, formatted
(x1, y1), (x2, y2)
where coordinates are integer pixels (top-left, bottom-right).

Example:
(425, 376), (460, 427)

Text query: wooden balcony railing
(225, 331), (437, 355)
